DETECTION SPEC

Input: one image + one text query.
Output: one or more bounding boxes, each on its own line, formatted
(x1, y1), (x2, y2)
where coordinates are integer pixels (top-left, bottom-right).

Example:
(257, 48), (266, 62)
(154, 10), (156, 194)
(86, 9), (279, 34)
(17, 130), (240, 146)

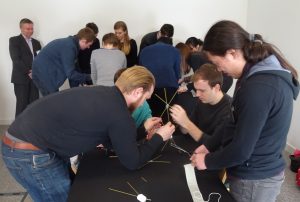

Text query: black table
(67, 135), (234, 202)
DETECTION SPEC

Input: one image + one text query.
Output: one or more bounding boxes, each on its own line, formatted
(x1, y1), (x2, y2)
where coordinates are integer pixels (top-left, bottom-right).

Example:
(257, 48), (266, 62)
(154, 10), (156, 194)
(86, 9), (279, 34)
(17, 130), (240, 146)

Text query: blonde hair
(114, 21), (131, 55)
(115, 66), (155, 93)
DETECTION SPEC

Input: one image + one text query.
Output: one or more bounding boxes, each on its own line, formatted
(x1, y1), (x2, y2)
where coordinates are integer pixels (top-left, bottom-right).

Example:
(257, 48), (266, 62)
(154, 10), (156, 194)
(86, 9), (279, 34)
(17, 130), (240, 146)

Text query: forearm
(182, 119), (203, 142)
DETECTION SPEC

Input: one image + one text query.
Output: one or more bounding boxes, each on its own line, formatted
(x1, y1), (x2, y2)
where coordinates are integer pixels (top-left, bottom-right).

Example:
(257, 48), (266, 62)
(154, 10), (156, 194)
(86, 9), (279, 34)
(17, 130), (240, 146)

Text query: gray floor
(0, 125), (299, 202)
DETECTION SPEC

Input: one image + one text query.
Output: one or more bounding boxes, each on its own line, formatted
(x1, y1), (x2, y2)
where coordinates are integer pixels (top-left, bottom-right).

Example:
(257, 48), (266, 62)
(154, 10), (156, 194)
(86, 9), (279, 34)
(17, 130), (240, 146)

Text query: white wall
(0, 0), (247, 124)
(247, 0), (300, 151)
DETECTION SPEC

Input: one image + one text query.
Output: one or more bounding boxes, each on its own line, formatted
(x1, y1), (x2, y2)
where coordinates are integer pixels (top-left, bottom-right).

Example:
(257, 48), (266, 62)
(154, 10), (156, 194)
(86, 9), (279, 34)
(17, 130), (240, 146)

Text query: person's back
(91, 33), (127, 86)
(139, 24), (174, 54)
(75, 22), (100, 86)
(139, 31), (157, 52)
(32, 28), (95, 95)
(8, 86), (132, 157)
(33, 37), (76, 92)
(139, 39), (180, 88)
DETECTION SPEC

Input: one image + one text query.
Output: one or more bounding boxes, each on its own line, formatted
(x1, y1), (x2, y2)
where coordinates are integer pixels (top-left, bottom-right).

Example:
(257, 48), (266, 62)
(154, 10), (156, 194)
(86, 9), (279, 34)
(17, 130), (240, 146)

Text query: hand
(28, 69), (32, 79)
(194, 145), (209, 154)
(170, 104), (189, 128)
(190, 152), (207, 170)
(144, 117), (162, 132)
(177, 85), (188, 94)
(178, 78), (184, 84)
(155, 122), (175, 141)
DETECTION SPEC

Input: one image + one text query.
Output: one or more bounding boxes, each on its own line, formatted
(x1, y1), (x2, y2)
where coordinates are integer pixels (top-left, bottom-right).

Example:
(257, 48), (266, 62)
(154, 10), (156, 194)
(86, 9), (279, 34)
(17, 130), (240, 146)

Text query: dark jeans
(1, 142), (70, 202)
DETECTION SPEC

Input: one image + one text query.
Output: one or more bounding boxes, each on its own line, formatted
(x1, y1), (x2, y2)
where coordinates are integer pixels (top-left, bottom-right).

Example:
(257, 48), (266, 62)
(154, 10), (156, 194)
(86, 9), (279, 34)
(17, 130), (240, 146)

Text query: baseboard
(285, 142), (295, 154)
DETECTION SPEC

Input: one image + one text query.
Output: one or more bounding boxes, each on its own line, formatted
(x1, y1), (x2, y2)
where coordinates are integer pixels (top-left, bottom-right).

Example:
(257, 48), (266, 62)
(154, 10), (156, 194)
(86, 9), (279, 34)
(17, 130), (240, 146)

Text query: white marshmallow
(137, 194), (147, 202)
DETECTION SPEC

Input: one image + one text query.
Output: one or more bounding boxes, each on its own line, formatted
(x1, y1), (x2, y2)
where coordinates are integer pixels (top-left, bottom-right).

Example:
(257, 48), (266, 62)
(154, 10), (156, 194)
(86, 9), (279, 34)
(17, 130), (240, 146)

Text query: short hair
(160, 24), (174, 38)
(77, 27), (96, 42)
(185, 37), (203, 48)
(192, 63), (223, 88)
(102, 33), (120, 47)
(19, 18), (33, 27)
(115, 66), (155, 94)
(86, 22), (99, 34)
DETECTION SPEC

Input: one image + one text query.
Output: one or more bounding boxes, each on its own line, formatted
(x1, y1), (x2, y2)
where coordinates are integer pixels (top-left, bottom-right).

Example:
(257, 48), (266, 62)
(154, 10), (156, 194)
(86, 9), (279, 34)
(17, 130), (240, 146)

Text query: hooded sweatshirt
(204, 55), (299, 179)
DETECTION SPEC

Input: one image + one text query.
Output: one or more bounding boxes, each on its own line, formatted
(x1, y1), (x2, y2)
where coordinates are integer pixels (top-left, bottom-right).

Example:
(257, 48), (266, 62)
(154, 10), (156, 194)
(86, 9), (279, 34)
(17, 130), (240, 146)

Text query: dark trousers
(14, 82), (39, 117)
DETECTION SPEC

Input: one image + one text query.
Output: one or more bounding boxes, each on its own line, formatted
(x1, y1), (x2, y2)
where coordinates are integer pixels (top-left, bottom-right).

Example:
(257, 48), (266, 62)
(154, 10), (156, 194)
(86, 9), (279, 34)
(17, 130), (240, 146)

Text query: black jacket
(9, 34), (41, 84)
(205, 55), (299, 179)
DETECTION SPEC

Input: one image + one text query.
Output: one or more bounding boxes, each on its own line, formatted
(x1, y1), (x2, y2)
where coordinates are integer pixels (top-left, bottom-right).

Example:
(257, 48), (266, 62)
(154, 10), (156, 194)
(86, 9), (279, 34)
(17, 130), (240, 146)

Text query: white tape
(184, 164), (204, 202)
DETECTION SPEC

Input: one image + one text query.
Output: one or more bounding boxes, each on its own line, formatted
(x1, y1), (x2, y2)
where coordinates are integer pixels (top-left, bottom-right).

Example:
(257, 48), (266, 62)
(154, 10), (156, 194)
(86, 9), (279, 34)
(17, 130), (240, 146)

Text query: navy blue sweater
(204, 55), (299, 179)
(32, 36), (90, 94)
(139, 42), (180, 88)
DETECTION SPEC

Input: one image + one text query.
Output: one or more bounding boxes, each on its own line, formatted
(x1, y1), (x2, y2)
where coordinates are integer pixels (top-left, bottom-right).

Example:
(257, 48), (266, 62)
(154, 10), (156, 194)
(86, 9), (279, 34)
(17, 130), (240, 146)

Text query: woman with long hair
(190, 20), (299, 202)
(114, 21), (138, 67)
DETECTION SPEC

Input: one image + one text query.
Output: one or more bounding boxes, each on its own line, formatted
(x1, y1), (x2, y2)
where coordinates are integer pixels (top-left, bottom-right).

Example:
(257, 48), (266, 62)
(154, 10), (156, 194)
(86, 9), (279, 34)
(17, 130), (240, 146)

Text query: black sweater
(8, 86), (163, 170)
(190, 94), (232, 144)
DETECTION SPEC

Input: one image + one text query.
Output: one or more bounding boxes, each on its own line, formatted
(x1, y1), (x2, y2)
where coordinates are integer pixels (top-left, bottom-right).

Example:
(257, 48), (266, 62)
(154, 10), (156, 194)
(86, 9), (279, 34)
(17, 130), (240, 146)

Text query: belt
(2, 135), (40, 150)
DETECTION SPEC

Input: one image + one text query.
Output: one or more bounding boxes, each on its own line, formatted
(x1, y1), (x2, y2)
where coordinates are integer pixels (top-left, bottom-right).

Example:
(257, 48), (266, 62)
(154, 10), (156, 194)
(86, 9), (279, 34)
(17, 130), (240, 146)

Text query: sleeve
(204, 82), (274, 169)
(129, 39), (138, 66)
(90, 51), (97, 84)
(174, 51), (181, 80)
(94, 39), (100, 49)
(108, 115), (163, 170)
(62, 46), (88, 84)
(203, 119), (232, 152)
(9, 37), (30, 74)
(139, 37), (147, 53)
(222, 73), (233, 93)
(122, 54), (127, 68)
(144, 101), (152, 119)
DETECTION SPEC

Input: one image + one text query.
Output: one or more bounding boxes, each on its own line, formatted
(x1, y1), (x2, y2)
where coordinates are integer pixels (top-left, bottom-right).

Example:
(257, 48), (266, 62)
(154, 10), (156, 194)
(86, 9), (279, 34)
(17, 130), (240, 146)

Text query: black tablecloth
(67, 135), (234, 202)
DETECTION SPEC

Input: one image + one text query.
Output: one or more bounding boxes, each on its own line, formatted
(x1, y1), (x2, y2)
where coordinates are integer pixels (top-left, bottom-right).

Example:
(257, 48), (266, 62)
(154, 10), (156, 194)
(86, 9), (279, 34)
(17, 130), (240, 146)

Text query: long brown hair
(175, 42), (191, 75)
(114, 21), (131, 55)
(203, 20), (298, 79)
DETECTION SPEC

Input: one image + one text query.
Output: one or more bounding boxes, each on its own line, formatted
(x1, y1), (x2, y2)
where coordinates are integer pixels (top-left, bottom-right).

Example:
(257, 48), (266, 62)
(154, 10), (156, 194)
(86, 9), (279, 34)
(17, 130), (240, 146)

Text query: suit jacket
(9, 34), (41, 84)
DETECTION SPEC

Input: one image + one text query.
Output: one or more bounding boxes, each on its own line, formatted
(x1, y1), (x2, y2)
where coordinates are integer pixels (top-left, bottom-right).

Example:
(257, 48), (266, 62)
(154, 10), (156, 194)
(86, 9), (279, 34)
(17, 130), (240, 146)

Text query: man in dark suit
(9, 18), (41, 117)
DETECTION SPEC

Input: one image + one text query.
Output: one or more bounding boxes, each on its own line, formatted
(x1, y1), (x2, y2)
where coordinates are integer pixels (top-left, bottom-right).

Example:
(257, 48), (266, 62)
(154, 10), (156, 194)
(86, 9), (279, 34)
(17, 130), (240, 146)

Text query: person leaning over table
(32, 27), (95, 96)
(190, 20), (299, 202)
(1, 66), (175, 202)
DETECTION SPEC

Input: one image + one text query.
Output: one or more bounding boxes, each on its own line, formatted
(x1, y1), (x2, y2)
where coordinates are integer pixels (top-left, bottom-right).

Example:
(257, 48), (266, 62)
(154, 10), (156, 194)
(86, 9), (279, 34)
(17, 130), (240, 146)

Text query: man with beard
(1, 66), (175, 202)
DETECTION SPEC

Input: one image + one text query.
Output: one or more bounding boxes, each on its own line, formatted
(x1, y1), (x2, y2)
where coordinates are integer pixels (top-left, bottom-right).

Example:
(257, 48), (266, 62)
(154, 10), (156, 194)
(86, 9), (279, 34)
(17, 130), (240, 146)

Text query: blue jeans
(1, 142), (70, 202)
(228, 172), (284, 202)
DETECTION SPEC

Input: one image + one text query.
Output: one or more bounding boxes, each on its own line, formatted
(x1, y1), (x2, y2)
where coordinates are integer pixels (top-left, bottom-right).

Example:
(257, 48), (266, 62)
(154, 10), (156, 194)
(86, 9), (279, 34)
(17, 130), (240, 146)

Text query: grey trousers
(228, 172), (284, 202)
